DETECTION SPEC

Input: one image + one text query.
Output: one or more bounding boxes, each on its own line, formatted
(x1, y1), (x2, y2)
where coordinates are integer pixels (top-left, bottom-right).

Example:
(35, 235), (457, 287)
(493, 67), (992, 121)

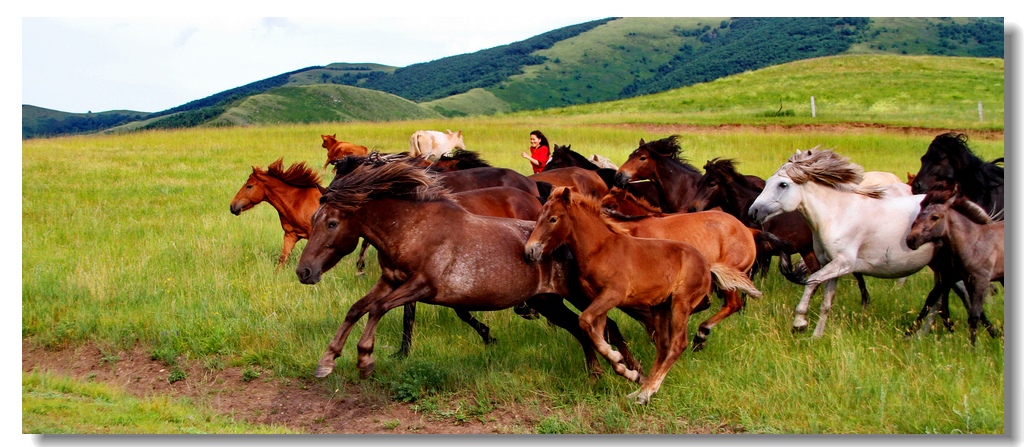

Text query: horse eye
(549, 217), (558, 224)
(327, 221), (339, 229)
(779, 182), (788, 189)
(930, 215), (940, 222)
(639, 156), (647, 161)
(246, 185), (253, 189)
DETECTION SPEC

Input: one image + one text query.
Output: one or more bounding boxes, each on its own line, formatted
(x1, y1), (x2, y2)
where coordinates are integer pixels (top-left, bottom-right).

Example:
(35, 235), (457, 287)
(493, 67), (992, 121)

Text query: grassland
(22, 115), (1005, 434)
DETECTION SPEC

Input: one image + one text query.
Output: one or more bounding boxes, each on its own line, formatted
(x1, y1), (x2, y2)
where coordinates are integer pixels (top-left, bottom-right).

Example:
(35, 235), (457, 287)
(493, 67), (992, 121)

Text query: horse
(613, 135), (703, 213)
(296, 154), (643, 379)
(599, 192), (763, 352)
(541, 143), (658, 205)
(409, 130), (466, 161)
(321, 134), (369, 168)
(530, 166), (610, 199)
(906, 187), (1004, 344)
(748, 149), (938, 337)
(426, 149), (492, 172)
(911, 132), (1004, 220)
(436, 166), (540, 196)
(524, 187), (760, 404)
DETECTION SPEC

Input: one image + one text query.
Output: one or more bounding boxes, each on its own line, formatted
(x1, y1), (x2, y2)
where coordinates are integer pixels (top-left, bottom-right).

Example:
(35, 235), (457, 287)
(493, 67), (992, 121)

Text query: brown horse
(296, 155), (642, 379)
(613, 135), (704, 213)
(426, 149), (492, 172)
(436, 166), (540, 196)
(530, 166), (610, 199)
(599, 189), (761, 352)
(321, 134), (369, 168)
(907, 187), (1004, 344)
(525, 187), (760, 404)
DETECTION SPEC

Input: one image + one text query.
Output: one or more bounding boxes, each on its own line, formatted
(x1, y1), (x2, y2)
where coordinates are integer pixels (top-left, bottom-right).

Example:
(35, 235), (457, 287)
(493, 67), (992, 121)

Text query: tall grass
(22, 119), (1004, 433)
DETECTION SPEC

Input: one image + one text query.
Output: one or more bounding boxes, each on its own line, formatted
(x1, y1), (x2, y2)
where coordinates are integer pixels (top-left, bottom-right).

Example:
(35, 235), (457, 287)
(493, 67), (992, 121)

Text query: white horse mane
(783, 148), (886, 198)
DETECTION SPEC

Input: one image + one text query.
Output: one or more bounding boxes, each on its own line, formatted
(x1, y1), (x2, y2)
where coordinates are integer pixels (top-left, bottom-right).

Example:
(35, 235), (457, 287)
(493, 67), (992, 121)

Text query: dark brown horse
(426, 149), (492, 172)
(599, 189), (761, 352)
(613, 135), (703, 213)
(296, 155), (642, 379)
(321, 134), (369, 168)
(907, 187), (1003, 344)
(911, 132), (1004, 220)
(525, 187), (760, 404)
(436, 166), (540, 196)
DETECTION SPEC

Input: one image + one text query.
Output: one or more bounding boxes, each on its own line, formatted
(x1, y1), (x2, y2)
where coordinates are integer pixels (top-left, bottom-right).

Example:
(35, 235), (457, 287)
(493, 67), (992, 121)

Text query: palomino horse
(599, 189), (762, 352)
(911, 132), (1004, 220)
(907, 187), (1003, 344)
(614, 135), (703, 213)
(748, 149), (936, 337)
(321, 134), (369, 168)
(229, 158), (375, 273)
(296, 155), (642, 379)
(525, 187), (760, 404)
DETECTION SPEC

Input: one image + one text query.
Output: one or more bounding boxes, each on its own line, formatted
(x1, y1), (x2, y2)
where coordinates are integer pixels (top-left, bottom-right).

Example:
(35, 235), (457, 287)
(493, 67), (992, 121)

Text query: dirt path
(601, 122), (1004, 140)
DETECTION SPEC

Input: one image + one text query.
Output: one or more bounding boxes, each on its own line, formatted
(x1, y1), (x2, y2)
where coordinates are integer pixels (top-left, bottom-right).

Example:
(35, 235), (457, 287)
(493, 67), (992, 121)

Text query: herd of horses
(230, 131), (1004, 404)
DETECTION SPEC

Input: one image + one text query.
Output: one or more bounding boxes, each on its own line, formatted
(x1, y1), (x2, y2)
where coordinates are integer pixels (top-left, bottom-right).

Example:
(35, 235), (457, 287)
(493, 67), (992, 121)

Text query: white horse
(748, 149), (935, 337)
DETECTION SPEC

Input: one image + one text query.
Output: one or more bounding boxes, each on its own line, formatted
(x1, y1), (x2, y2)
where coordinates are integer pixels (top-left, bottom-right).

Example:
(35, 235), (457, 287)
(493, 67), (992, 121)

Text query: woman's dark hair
(530, 130), (550, 148)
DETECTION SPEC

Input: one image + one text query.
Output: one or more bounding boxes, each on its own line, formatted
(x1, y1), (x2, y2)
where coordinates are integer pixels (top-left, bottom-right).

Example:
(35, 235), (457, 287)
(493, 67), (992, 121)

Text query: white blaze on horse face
(749, 172), (800, 223)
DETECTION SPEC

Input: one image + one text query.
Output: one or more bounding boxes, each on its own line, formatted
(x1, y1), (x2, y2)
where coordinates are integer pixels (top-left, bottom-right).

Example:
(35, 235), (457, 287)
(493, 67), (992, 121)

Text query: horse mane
(434, 149), (491, 169)
(551, 144), (599, 170)
(556, 187), (630, 235)
(599, 187), (665, 221)
(782, 149), (886, 198)
(920, 186), (994, 224)
(321, 152), (450, 212)
(926, 132), (1004, 193)
(263, 158), (323, 189)
(703, 158), (749, 184)
(637, 135), (702, 175)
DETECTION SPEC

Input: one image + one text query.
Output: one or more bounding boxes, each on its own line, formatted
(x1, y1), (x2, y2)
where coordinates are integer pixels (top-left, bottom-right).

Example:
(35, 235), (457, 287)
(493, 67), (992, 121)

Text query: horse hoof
(358, 362), (376, 379)
(313, 365), (334, 378)
(792, 324), (807, 334)
(355, 271), (366, 277)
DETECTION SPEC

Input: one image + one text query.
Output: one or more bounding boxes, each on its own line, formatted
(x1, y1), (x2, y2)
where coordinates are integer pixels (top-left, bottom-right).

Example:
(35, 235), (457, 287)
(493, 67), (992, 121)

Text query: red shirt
(529, 145), (549, 173)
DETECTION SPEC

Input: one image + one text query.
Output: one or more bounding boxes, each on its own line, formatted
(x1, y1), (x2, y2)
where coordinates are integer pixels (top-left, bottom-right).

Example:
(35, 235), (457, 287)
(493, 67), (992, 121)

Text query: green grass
(22, 371), (297, 434)
(22, 117), (1004, 434)
(216, 84), (442, 126)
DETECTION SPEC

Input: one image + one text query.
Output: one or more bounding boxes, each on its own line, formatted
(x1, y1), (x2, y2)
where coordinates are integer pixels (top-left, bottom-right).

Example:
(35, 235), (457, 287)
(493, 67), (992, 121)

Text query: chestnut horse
(525, 187), (760, 404)
(530, 166), (610, 199)
(321, 134), (369, 168)
(907, 187), (1003, 344)
(296, 155), (642, 379)
(598, 189), (762, 352)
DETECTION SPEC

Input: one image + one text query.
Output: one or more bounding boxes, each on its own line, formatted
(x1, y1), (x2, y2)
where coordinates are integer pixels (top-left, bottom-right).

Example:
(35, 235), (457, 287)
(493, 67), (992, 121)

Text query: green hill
(22, 17), (1004, 138)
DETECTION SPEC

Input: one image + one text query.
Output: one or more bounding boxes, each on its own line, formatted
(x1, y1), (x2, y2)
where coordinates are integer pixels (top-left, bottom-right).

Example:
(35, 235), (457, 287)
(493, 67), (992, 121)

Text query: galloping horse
(530, 166), (610, 199)
(749, 149), (936, 337)
(296, 155), (641, 379)
(525, 187), (760, 404)
(321, 134), (369, 168)
(437, 166), (540, 196)
(614, 135), (703, 213)
(426, 149), (492, 172)
(911, 132), (1004, 219)
(600, 192), (762, 352)
(231, 159), (373, 274)
(907, 187), (1003, 344)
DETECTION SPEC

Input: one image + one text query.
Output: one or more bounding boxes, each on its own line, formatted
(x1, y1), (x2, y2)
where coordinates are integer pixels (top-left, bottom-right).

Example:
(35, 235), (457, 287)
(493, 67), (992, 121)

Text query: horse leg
(565, 287), (646, 374)
(395, 303), (415, 359)
(854, 273), (870, 309)
(315, 280), (394, 378)
(629, 289), (700, 404)
(276, 233), (299, 273)
(578, 294), (642, 383)
(798, 258), (852, 335)
(525, 295), (604, 378)
(966, 278), (991, 346)
(906, 277), (950, 338)
(811, 279), (839, 338)
(354, 239), (370, 276)
(952, 280), (999, 338)
(454, 309), (495, 344)
(354, 277), (434, 378)
(692, 289), (741, 353)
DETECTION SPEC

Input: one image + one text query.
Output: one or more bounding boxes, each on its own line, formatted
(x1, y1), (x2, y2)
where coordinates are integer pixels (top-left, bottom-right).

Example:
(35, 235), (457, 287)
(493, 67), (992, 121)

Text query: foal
(525, 187), (760, 404)
(906, 187), (1004, 344)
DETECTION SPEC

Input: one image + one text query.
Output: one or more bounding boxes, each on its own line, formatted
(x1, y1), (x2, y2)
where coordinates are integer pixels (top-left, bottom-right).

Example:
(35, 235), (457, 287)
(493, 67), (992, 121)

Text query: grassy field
(22, 113), (1005, 433)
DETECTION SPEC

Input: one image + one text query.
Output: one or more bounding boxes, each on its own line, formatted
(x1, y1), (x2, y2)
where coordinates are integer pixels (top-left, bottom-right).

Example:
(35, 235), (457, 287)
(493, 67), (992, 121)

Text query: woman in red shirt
(521, 130), (550, 174)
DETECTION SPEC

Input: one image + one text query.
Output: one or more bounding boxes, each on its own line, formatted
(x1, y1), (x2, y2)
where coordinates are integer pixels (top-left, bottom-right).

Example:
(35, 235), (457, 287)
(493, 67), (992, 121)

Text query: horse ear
(558, 187), (572, 203)
(639, 138), (646, 146)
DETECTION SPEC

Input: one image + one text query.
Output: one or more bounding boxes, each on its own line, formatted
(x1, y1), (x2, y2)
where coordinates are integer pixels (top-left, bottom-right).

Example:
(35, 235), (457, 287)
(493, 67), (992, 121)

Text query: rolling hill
(22, 17), (1004, 138)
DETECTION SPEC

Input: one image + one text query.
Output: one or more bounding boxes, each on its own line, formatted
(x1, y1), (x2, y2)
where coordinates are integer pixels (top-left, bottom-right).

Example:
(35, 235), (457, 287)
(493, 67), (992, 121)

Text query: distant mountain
(22, 17), (1003, 138)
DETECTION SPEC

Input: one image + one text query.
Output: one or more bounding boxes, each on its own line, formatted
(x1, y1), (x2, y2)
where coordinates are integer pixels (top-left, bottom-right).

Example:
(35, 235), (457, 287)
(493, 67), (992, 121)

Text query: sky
(18, 2), (1019, 114)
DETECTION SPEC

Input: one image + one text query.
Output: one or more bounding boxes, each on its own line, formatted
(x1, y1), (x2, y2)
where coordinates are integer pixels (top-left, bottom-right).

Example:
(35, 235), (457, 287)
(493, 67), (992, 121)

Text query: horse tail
(710, 263), (762, 298)
(749, 228), (790, 277)
(778, 254), (810, 285)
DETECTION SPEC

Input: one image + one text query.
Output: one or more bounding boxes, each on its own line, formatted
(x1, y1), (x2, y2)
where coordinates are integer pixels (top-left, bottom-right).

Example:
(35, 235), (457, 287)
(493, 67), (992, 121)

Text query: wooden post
(811, 96), (817, 118)
(978, 101), (984, 122)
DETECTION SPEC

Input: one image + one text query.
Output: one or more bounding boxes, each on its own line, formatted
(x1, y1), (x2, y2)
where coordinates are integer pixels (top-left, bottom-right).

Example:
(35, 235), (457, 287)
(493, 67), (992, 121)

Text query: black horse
(911, 132), (1004, 220)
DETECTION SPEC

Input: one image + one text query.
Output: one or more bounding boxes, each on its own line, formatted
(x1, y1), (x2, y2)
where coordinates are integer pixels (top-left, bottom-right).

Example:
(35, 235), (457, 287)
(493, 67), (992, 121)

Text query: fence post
(811, 96), (817, 118)
(978, 101), (984, 122)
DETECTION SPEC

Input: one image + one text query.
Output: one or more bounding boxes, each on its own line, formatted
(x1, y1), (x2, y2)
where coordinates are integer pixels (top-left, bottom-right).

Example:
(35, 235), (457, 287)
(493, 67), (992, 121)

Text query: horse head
(525, 187), (576, 262)
(229, 166), (268, 215)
